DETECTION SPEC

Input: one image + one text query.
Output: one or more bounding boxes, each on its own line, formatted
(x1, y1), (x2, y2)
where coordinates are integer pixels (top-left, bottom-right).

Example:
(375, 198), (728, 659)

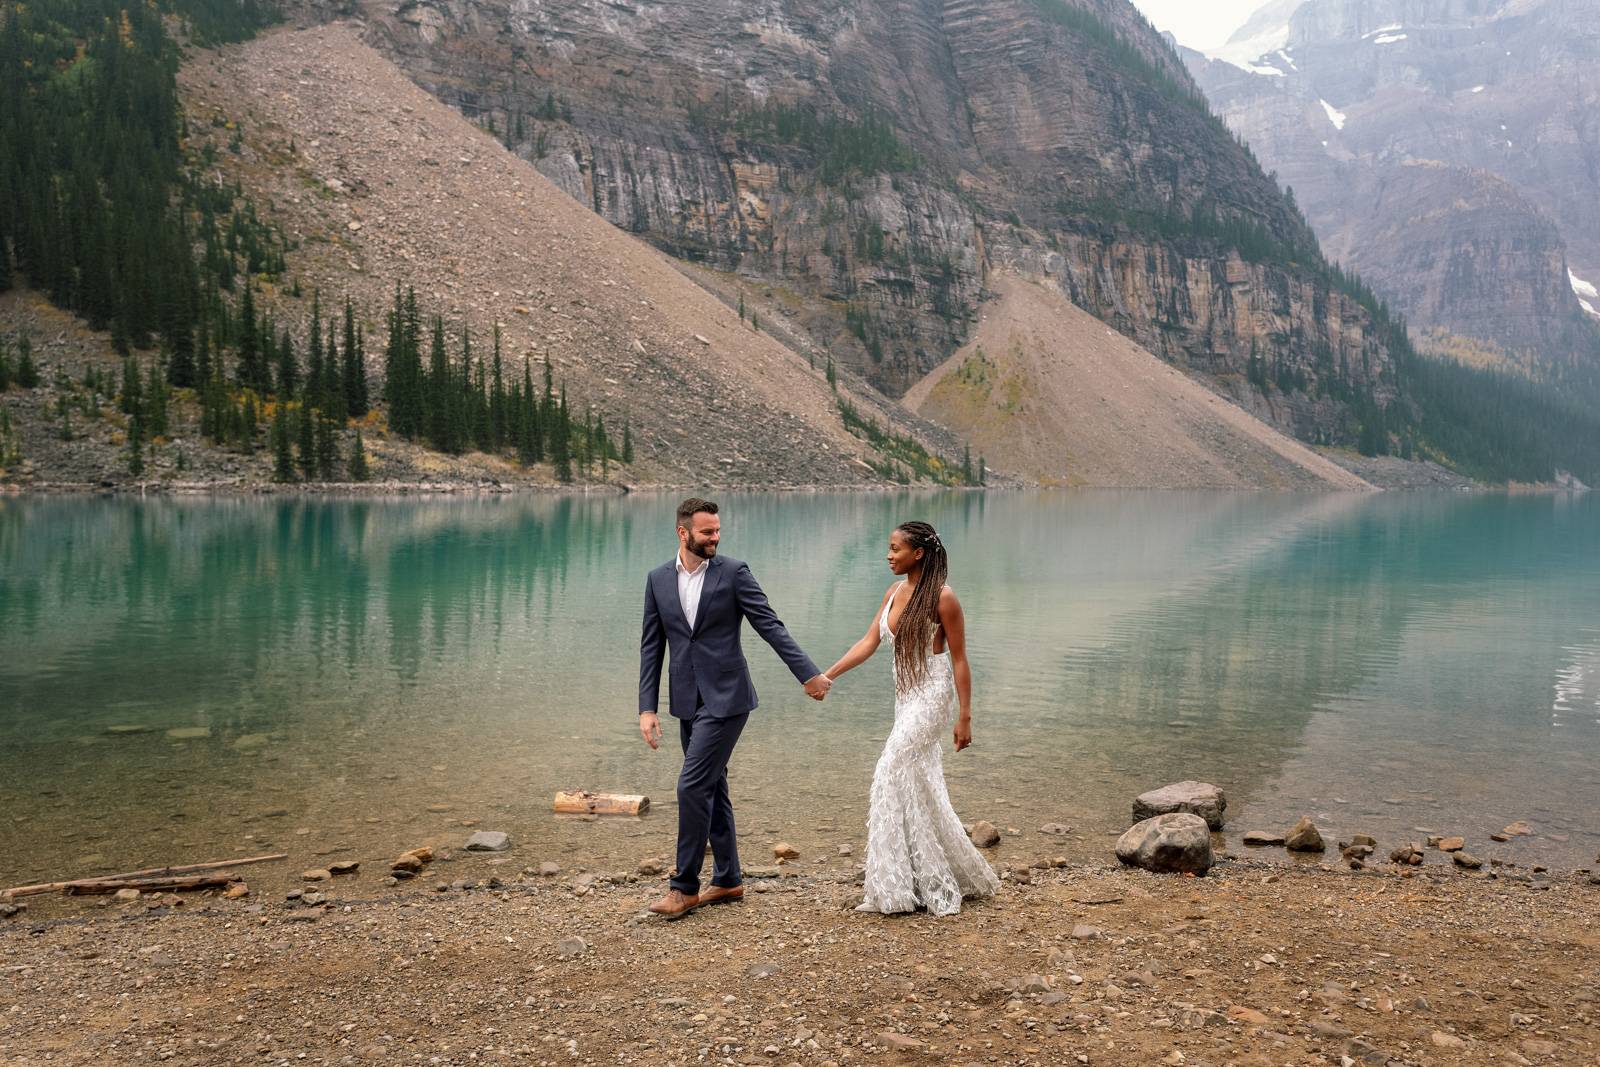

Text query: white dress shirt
(675, 552), (709, 629)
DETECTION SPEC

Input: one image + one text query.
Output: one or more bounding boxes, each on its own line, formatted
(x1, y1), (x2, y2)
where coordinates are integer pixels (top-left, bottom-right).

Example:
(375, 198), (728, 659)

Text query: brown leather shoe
(699, 884), (744, 906)
(647, 889), (699, 919)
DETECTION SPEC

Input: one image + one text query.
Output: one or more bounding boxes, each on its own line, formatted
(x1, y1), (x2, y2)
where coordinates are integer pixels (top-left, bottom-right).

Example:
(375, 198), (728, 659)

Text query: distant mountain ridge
(1184, 0), (1600, 367)
(314, 0), (1429, 462)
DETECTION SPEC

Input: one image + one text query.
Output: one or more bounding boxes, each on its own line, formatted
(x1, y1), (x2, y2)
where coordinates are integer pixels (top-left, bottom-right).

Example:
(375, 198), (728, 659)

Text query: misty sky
(1131, 0), (1265, 51)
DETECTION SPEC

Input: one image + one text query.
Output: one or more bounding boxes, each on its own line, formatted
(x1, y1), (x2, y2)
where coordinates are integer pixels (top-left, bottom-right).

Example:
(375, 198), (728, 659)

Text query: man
(638, 497), (831, 919)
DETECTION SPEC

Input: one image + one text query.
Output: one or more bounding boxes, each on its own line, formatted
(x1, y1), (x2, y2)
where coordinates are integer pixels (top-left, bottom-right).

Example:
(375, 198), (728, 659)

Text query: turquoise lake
(2, 491), (1597, 895)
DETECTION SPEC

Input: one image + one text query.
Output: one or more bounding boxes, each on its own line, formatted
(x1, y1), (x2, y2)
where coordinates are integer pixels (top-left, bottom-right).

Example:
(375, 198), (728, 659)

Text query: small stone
(1309, 1019), (1351, 1039)
(537, 861), (561, 877)
(223, 883), (250, 900)
(113, 888), (141, 903)
(772, 843), (800, 860)
(105, 725), (152, 735)
(464, 831), (510, 852)
(1285, 816), (1326, 852)
(554, 936), (588, 958)
(328, 861), (360, 876)
(745, 961), (779, 978)
(1227, 1006), (1270, 1026)
(1521, 1038), (1558, 1056)
(968, 821), (1001, 848)
(301, 892), (324, 906)
(426, 804), (452, 813)
(837, 844), (853, 856)
(1501, 820), (1533, 836)
(878, 1033), (923, 1051)
(1452, 851), (1483, 869)
(1430, 1030), (1466, 1048)
(1070, 924), (1102, 940)
(637, 858), (664, 876)
(1038, 823), (1072, 835)
(1242, 830), (1285, 846)
(1437, 836), (1465, 852)
(165, 727), (211, 739)
(302, 869), (332, 882)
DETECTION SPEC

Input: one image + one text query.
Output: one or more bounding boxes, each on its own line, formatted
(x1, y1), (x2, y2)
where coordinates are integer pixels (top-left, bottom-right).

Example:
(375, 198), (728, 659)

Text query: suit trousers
(671, 705), (748, 895)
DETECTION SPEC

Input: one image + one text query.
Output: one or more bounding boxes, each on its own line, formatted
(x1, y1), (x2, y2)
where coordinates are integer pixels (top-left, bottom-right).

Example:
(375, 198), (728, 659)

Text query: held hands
(953, 716), (972, 752)
(803, 673), (832, 701)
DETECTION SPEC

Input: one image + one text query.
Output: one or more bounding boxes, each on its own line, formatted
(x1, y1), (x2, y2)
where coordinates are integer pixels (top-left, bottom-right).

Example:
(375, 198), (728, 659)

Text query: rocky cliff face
(316, 0), (1409, 444)
(1185, 0), (1600, 365)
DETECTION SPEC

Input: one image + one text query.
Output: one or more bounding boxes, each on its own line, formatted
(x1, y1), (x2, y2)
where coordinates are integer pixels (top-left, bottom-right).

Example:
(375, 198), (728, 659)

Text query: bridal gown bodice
(857, 587), (999, 916)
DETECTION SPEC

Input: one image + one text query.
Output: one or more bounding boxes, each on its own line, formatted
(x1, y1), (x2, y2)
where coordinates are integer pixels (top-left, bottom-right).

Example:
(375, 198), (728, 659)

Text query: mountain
(903, 274), (1371, 488)
(328, 0), (1413, 457)
(1184, 0), (1600, 367)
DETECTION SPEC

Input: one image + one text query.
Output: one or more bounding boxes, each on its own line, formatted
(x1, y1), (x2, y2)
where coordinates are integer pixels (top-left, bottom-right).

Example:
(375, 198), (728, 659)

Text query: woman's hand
(953, 716), (972, 752)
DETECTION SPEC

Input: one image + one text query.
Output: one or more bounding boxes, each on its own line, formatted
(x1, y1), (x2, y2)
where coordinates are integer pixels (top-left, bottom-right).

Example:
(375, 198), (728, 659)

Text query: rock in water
(1284, 816), (1325, 852)
(1242, 830), (1286, 846)
(1131, 781), (1227, 831)
(1115, 813), (1213, 875)
(464, 831), (510, 852)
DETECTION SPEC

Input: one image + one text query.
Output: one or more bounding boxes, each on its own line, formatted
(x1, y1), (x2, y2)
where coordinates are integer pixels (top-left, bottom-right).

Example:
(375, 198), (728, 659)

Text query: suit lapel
(658, 563), (691, 634)
(692, 557), (726, 636)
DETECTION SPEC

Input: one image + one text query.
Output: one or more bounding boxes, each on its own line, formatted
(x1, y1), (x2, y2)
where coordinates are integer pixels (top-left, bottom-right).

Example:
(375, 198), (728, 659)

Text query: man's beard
(687, 535), (717, 559)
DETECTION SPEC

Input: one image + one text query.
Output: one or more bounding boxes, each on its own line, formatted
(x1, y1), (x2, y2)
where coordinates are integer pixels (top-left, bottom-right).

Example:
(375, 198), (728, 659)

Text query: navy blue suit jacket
(639, 555), (819, 719)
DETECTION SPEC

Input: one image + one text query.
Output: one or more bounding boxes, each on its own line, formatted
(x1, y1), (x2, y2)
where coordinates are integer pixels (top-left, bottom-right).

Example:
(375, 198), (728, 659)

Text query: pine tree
(315, 413), (337, 480)
(342, 298), (367, 417)
(296, 404), (315, 479)
(120, 358), (142, 416)
(323, 320), (346, 423)
(271, 403), (294, 482)
(348, 428), (370, 481)
(14, 335), (38, 388)
(276, 329), (299, 399)
(144, 360), (168, 438)
(427, 315), (452, 451)
(826, 355), (837, 391)
(236, 279), (260, 388)
(241, 392), (260, 452)
(306, 291), (323, 407)
(552, 387), (573, 482)
(622, 419), (634, 464)
(490, 325), (506, 450)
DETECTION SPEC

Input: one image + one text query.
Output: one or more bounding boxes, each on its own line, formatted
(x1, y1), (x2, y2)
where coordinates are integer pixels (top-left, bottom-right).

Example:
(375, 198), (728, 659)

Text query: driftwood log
(553, 790), (649, 816)
(63, 874), (237, 896)
(2, 852), (287, 899)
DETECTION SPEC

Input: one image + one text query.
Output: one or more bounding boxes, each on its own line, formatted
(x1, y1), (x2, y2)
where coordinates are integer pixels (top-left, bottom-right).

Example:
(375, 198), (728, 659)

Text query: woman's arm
(941, 587), (973, 751)
(824, 586), (894, 680)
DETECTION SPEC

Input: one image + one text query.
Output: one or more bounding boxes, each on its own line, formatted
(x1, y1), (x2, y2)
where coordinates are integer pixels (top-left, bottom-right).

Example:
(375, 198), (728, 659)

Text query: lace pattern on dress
(857, 588), (1000, 916)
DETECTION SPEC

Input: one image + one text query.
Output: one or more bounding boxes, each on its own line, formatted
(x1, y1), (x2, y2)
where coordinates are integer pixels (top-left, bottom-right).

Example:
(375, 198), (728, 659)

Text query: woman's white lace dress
(857, 590), (1000, 916)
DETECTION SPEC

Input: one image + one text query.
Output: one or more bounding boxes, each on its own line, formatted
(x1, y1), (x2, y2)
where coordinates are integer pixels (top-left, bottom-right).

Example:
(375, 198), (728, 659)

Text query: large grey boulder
(1116, 813), (1213, 875)
(1132, 781), (1227, 831)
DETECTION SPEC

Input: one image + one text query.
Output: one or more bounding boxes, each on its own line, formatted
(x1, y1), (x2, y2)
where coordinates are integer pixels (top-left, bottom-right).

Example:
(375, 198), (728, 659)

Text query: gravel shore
(3, 859), (1596, 1066)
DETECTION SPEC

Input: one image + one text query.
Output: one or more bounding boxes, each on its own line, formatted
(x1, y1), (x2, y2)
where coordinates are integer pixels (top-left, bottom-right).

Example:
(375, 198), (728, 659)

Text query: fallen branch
(63, 874), (237, 896)
(553, 790), (649, 816)
(3, 852), (287, 899)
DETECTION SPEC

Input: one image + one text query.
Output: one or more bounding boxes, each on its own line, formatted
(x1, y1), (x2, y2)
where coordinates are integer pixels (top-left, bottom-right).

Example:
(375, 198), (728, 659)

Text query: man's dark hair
(676, 497), (719, 529)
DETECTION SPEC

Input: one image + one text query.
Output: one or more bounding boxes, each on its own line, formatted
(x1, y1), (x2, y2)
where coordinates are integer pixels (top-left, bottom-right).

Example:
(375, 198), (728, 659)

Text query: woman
(824, 521), (999, 915)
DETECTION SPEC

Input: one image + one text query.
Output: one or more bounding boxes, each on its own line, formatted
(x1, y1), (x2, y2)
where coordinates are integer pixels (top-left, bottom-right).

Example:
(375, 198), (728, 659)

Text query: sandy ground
(3, 852), (1597, 1067)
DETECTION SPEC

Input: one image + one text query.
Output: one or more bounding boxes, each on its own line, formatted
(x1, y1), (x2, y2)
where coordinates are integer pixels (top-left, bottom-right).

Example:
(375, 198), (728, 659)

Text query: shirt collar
(675, 552), (710, 576)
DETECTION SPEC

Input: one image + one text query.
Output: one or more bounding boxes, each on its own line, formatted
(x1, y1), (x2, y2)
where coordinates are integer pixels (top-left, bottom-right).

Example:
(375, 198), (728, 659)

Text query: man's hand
(803, 674), (832, 701)
(639, 712), (662, 750)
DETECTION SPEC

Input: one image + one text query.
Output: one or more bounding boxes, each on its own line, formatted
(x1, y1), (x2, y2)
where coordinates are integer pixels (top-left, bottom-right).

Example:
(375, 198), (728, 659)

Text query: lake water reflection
(1, 490), (1596, 893)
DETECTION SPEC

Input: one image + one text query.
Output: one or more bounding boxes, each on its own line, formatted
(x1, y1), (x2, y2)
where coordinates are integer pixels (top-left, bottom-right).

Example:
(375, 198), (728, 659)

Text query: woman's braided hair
(892, 521), (948, 694)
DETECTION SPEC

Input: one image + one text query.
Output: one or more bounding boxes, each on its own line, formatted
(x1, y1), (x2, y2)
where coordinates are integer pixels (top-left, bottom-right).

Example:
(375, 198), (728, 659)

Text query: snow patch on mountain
(1320, 99), (1347, 130)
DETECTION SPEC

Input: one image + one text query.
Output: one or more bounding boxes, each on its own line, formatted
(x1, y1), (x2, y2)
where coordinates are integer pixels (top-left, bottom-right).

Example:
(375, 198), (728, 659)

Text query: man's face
(680, 512), (721, 560)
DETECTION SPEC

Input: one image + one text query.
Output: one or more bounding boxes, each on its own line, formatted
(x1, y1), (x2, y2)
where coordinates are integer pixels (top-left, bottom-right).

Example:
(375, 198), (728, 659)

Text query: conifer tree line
(379, 285), (627, 482)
